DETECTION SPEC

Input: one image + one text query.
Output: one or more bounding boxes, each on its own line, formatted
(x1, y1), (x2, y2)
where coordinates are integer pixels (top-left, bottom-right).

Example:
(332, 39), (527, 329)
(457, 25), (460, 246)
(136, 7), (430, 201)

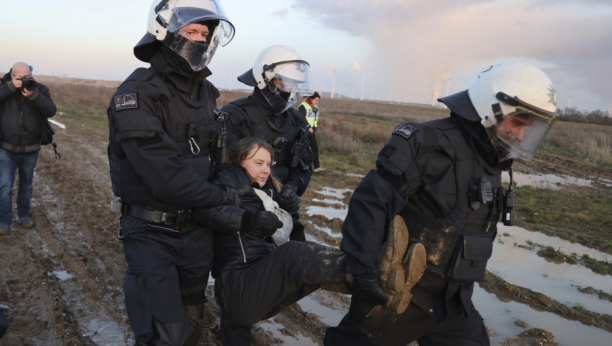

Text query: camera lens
(21, 76), (37, 92)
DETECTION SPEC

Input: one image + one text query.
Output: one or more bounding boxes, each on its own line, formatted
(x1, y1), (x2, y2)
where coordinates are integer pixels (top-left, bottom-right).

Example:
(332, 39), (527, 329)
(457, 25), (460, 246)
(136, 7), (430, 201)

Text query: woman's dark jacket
(193, 164), (275, 278)
(0, 74), (57, 152)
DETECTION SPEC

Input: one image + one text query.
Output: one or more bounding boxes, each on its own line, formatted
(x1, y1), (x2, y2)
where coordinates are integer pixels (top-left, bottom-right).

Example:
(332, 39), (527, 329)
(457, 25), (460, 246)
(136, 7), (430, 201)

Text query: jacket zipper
(237, 231), (247, 263)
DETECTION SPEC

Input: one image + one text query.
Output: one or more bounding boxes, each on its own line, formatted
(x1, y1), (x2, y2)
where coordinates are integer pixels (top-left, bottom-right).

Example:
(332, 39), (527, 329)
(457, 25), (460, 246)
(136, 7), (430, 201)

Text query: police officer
(324, 60), (559, 346)
(106, 1), (239, 345)
(221, 45), (315, 241)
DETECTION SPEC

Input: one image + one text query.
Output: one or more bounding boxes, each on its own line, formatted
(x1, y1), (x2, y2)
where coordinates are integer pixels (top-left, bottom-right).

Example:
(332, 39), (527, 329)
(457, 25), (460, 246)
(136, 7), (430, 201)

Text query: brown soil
(576, 286), (612, 303)
(500, 328), (559, 346)
(537, 246), (612, 275)
(480, 271), (612, 333)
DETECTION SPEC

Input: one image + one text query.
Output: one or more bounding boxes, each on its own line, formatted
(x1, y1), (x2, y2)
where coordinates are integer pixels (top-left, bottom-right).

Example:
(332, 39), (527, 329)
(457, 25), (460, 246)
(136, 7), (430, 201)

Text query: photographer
(0, 62), (56, 233)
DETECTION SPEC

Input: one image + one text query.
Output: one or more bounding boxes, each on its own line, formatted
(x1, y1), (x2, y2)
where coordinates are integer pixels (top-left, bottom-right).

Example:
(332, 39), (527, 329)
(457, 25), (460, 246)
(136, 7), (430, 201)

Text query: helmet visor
(261, 60), (314, 114)
(167, 0), (235, 46)
(483, 93), (557, 161)
(160, 0), (234, 70)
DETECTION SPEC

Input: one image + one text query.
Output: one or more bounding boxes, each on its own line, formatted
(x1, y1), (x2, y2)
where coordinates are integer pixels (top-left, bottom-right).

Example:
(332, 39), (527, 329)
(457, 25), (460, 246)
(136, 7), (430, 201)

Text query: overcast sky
(1, 0), (610, 111)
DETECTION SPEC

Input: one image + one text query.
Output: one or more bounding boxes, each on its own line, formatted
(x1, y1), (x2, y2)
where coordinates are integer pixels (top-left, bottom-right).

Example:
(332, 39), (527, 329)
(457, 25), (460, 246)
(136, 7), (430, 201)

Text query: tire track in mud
(0, 120), (133, 345)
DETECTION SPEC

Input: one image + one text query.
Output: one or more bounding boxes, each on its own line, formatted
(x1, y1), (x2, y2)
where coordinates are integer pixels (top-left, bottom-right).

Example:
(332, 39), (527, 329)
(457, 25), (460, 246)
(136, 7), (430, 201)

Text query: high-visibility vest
(300, 102), (319, 128)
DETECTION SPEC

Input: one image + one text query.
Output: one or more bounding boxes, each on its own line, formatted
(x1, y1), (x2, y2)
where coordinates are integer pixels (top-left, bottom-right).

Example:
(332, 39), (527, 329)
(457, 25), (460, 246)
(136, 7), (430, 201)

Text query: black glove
(274, 184), (300, 214)
(251, 211), (283, 237)
(218, 184), (241, 208)
(351, 274), (389, 306)
(289, 219), (306, 242)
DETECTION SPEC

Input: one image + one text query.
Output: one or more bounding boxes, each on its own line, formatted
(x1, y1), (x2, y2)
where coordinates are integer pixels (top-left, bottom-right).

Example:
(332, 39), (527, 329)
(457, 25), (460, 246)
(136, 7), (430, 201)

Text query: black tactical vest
(400, 118), (502, 283)
(108, 68), (217, 211)
(227, 97), (304, 182)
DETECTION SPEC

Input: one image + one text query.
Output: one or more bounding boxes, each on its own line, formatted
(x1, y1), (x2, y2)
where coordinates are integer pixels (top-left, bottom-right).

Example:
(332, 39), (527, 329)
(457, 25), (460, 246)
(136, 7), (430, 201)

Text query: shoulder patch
(114, 93), (139, 112)
(393, 123), (418, 139)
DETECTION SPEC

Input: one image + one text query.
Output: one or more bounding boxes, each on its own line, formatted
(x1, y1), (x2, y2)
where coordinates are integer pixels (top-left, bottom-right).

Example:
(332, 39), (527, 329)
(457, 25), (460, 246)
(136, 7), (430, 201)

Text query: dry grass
(317, 97), (448, 123)
(542, 121), (612, 167)
(40, 81), (612, 169)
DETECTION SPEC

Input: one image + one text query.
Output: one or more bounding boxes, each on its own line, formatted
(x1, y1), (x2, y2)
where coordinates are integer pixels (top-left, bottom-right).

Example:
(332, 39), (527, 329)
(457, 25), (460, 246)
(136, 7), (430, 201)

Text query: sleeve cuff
(25, 88), (39, 100)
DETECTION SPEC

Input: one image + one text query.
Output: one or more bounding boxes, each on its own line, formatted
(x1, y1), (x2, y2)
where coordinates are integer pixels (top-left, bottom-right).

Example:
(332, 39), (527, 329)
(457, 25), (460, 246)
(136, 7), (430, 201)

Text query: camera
(19, 76), (37, 92)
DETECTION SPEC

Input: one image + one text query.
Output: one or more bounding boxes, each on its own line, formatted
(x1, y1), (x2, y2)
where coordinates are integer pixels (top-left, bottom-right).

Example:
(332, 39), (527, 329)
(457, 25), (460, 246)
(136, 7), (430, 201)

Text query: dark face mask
(163, 32), (214, 72)
(279, 91), (291, 101)
(261, 84), (297, 114)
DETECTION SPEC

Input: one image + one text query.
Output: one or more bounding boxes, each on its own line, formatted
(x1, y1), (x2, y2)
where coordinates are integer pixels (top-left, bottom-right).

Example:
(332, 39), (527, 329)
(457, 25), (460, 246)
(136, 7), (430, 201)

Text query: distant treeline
(557, 107), (612, 126)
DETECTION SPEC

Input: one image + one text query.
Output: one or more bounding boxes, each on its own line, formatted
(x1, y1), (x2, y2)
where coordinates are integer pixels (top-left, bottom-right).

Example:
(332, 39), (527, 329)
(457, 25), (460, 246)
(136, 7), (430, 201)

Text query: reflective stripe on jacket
(300, 101), (318, 128)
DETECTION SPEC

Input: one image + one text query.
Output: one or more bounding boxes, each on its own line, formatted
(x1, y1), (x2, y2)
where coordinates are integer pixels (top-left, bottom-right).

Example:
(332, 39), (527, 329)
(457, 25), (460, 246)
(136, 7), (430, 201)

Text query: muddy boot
(19, 217), (34, 229)
(0, 224), (10, 236)
(388, 243), (426, 314)
(379, 216), (409, 292)
(367, 216), (427, 316)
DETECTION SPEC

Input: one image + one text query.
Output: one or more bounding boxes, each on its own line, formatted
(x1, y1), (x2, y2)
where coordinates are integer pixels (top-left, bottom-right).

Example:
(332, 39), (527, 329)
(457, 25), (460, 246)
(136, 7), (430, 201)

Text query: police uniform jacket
(0, 77), (56, 153)
(193, 164), (276, 278)
(107, 46), (225, 212)
(220, 88), (313, 196)
(341, 114), (505, 323)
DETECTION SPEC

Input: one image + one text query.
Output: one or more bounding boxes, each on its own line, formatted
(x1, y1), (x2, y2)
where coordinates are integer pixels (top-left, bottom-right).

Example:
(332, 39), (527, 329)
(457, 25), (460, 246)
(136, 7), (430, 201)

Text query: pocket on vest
(446, 234), (493, 283)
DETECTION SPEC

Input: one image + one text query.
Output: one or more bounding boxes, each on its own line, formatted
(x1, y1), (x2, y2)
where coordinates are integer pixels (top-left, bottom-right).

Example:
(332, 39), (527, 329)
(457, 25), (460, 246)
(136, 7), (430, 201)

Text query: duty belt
(123, 204), (195, 227)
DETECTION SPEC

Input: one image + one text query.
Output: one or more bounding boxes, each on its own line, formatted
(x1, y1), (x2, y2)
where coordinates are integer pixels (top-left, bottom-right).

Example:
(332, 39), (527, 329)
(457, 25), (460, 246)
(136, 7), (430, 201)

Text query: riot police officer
(221, 45), (315, 241)
(106, 1), (239, 345)
(324, 60), (559, 346)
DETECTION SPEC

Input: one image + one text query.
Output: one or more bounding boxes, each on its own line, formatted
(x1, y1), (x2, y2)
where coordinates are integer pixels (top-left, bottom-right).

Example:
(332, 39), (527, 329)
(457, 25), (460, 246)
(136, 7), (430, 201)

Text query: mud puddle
(296, 296), (346, 327)
(257, 319), (317, 345)
(500, 225), (610, 262)
(504, 172), (599, 189)
(490, 225), (612, 315)
(304, 206), (348, 223)
(473, 285), (612, 346)
(303, 187), (349, 222)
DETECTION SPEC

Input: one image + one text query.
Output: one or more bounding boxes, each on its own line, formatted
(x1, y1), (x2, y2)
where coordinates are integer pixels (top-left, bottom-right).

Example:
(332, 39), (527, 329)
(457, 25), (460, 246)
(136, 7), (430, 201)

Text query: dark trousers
(324, 297), (489, 346)
(0, 148), (38, 225)
(308, 128), (320, 169)
(215, 241), (347, 345)
(121, 215), (214, 346)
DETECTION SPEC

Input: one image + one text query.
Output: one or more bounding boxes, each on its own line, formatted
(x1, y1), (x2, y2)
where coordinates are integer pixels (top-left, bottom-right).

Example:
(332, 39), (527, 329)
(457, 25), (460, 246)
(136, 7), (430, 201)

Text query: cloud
(291, 0), (612, 109)
(272, 8), (290, 17)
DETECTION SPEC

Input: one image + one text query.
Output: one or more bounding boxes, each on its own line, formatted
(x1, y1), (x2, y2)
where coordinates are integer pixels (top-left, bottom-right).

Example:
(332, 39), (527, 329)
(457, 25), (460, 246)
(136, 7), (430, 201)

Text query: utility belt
(111, 199), (194, 238)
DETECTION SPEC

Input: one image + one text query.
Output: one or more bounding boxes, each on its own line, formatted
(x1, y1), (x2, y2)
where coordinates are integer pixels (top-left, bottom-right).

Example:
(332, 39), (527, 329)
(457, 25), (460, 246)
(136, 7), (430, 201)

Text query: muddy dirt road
(0, 116), (356, 346)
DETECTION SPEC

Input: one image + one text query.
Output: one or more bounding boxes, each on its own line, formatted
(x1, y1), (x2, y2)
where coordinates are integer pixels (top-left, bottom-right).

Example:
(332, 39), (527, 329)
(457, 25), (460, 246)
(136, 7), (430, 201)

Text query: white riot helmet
(237, 45), (314, 114)
(439, 60), (558, 161)
(134, 0), (235, 71)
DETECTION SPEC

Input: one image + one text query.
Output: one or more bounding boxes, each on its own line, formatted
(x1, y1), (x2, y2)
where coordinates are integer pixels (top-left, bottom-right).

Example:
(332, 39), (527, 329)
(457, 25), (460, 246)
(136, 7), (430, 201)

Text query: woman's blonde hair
(223, 137), (282, 192)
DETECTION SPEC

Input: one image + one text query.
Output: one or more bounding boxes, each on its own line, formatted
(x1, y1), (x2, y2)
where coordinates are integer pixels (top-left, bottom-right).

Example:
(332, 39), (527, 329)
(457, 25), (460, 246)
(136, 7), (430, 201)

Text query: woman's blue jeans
(0, 148), (39, 225)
